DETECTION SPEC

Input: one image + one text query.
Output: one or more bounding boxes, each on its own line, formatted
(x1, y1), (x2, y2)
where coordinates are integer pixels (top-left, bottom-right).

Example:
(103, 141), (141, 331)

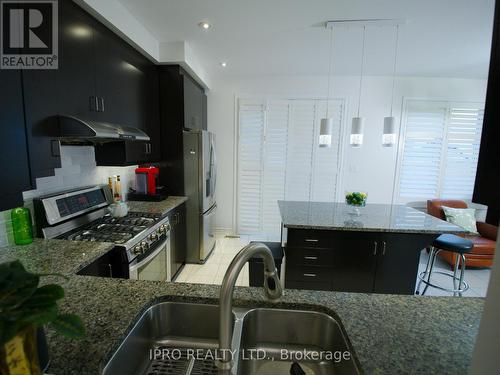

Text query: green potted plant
(0, 260), (85, 375)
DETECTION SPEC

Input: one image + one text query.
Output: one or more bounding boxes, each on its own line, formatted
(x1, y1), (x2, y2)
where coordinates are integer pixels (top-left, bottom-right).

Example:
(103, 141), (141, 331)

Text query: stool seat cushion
(433, 234), (474, 254)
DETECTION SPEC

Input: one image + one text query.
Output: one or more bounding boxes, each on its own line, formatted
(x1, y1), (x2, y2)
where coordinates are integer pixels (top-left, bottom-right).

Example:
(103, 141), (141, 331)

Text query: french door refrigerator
(183, 130), (217, 263)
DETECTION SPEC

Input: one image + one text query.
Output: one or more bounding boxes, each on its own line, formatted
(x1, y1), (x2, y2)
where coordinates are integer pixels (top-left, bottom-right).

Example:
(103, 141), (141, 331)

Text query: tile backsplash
(0, 145), (138, 246)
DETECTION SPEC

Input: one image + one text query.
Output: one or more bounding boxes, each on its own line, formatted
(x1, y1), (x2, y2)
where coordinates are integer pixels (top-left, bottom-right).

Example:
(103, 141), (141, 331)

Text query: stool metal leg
(458, 254), (467, 297)
(416, 247), (433, 294)
(422, 247), (438, 296)
(453, 253), (460, 297)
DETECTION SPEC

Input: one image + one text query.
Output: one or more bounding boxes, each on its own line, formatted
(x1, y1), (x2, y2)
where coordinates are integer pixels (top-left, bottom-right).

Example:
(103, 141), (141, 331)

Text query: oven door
(129, 235), (171, 281)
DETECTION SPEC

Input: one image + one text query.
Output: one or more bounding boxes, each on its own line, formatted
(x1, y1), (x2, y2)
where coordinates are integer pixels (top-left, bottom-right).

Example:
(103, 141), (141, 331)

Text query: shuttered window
(238, 98), (345, 238)
(396, 100), (484, 203)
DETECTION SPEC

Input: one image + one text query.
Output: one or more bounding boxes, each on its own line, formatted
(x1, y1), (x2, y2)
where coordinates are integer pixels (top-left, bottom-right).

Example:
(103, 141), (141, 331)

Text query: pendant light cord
(326, 25), (334, 118)
(357, 26), (366, 117)
(390, 25), (400, 116)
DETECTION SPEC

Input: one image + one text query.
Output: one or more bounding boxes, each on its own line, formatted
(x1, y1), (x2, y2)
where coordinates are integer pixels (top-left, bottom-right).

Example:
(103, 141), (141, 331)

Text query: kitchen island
(0, 238), (483, 375)
(279, 201), (466, 294)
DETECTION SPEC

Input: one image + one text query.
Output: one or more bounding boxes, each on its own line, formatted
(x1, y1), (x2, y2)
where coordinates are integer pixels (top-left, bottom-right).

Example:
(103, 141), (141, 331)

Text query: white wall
(207, 75), (487, 232)
(0, 146), (137, 247)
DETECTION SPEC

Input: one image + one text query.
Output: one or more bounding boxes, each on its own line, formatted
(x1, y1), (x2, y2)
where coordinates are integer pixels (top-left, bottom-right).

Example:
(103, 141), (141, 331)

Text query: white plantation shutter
(398, 101), (447, 200)
(285, 100), (316, 200)
(441, 105), (484, 199)
(238, 98), (344, 237)
(238, 100), (265, 233)
(262, 100), (289, 238)
(397, 100), (484, 203)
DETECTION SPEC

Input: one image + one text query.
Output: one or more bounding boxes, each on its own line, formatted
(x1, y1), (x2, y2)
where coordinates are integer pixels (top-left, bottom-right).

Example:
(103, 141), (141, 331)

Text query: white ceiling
(118, 0), (495, 79)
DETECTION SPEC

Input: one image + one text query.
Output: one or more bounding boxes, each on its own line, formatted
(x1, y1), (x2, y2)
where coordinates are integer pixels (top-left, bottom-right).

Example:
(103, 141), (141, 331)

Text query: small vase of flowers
(345, 191), (367, 216)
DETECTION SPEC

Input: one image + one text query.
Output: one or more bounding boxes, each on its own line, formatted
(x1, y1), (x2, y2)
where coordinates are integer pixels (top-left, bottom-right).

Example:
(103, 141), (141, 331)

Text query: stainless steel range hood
(58, 115), (150, 143)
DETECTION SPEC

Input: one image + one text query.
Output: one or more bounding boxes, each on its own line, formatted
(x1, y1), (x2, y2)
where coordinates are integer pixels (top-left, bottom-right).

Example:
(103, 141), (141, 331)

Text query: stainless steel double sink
(102, 302), (361, 375)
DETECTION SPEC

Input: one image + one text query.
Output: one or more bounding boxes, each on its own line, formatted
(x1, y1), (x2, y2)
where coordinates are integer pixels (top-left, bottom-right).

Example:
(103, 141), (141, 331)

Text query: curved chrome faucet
(216, 242), (283, 370)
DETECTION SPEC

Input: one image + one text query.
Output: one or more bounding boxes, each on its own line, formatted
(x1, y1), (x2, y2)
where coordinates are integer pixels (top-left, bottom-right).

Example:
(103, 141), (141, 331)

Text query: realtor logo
(1, 0), (58, 69)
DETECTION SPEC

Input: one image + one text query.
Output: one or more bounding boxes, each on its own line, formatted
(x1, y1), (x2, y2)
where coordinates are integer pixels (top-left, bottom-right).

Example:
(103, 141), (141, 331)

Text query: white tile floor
(174, 234), (251, 286)
(417, 249), (491, 297)
(175, 235), (491, 297)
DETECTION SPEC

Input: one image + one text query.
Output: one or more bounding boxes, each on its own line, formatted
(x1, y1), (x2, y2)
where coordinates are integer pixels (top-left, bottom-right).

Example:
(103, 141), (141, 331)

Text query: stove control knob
(140, 241), (149, 252)
(133, 245), (142, 255)
(149, 233), (158, 241)
(166, 224), (171, 232)
(159, 224), (166, 234)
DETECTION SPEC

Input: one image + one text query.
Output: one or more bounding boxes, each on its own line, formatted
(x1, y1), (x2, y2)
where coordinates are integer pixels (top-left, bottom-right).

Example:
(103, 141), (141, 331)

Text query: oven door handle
(129, 236), (169, 273)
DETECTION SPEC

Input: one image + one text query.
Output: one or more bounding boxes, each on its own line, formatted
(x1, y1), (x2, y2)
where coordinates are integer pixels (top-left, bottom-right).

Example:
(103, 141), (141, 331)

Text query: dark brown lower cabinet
(169, 203), (187, 280)
(284, 229), (438, 295)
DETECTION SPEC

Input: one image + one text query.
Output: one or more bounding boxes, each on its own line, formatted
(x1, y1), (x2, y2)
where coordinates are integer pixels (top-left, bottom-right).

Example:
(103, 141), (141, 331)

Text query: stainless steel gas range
(33, 185), (172, 282)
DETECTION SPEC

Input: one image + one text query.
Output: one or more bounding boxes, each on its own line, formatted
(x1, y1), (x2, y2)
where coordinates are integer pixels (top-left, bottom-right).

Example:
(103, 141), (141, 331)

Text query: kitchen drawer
(285, 279), (331, 291)
(285, 247), (333, 267)
(287, 229), (334, 248)
(286, 266), (332, 283)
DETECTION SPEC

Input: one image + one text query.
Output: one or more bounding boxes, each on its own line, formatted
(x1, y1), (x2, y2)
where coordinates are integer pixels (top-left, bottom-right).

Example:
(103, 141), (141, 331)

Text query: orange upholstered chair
(427, 199), (497, 268)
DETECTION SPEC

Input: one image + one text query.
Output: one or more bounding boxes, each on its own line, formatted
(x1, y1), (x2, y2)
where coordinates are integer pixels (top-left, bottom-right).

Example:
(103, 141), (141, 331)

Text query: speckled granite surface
(127, 196), (187, 216)
(279, 200), (466, 234)
(0, 239), (483, 375)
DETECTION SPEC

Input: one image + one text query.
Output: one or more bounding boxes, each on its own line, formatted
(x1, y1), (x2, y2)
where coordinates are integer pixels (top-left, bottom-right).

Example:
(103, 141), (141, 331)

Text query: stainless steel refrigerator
(183, 130), (217, 263)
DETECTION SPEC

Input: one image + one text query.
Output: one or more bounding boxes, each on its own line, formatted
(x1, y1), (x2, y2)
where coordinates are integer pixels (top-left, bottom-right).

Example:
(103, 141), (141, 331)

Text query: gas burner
(62, 211), (163, 246)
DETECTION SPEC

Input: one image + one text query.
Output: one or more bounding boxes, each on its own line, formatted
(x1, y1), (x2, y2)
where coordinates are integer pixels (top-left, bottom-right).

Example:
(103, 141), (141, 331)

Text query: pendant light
(383, 25), (400, 147)
(351, 26), (366, 147)
(319, 25), (334, 148)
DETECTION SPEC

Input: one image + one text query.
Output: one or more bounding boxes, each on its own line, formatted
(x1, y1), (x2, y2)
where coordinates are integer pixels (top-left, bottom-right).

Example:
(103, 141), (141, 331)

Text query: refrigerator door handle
(210, 136), (217, 198)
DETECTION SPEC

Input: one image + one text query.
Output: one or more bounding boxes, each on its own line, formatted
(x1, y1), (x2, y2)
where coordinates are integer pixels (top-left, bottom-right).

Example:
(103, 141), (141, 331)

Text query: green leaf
(0, 262), (39, 310)
(23, 284), (65, 306)
(50, 314), (86, 339)
(17, 303), (58, 325)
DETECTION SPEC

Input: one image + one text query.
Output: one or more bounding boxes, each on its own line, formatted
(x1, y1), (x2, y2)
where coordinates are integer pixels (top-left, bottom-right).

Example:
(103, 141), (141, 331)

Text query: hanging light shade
(382, 116), (397, 147)
(383, 25), (400, 147)
(351, 26), (366, 147)
(350, 117), (364, 147)
(319, 118), (333, 147)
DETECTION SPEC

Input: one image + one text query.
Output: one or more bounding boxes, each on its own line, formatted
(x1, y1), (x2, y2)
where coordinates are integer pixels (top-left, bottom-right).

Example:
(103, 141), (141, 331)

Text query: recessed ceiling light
(198, 21), (211, 30)
(220, 62), (227, 67)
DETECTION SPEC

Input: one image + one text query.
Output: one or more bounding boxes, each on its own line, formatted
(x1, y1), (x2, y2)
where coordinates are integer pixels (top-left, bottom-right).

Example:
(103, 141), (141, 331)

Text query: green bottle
(11, 207), (33, 245)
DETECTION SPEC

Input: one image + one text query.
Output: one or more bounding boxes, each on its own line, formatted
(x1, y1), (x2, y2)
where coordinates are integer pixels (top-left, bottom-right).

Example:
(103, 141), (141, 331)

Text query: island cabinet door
(373, 233), (438, 295)
(330, 236), (378, 293)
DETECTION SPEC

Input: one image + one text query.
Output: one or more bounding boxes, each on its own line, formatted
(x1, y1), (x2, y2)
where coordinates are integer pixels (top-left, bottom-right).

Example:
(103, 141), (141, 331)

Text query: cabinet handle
(304, 256), (318, 260)
(90, 96), (98, 111)
(107, 264), (113, 278)
(373, 241), (378, 256)
(303, 273), (316, 277)
(51, 140), (60, 157)
(305, 239), (319, 243)
(382, 241), (386, 256)
(100, 97), (105, 112)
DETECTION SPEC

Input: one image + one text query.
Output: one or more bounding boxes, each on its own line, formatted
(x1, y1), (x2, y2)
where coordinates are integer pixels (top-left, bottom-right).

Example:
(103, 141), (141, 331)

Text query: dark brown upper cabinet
(159, 65), (207, 132)
(92, 18), (160, 165)
(22, 0), (98, 182)
(0, 69), (32, 210)
(21, 0), (161, 176)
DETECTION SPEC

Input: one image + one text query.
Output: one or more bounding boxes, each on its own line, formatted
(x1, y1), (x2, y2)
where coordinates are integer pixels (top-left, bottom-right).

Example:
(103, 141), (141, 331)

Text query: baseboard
(215, 227), (235, 237)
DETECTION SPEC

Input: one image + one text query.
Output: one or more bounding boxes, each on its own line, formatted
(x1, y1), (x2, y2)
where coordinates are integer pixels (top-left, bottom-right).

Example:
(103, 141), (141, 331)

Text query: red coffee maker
(135, 166), (159, 196)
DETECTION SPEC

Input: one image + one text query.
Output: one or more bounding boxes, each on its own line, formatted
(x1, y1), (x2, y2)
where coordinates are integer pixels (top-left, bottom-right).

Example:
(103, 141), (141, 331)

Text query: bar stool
(416, 234), (473, 297)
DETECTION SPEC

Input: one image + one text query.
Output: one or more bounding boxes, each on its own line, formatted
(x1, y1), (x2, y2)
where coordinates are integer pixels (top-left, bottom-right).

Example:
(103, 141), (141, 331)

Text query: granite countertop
(127, 196), (187, 216)
(279, 200), (466, 234)
(0, 239), (483, 375)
